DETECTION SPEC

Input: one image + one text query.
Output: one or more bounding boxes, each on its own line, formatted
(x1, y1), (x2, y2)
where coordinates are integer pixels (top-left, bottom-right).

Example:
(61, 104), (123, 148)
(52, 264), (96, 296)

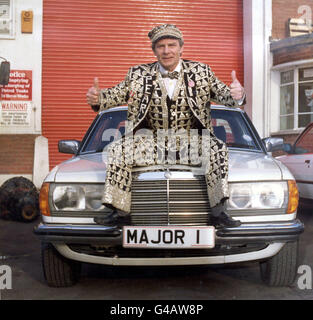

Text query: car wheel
(259, 241), (298, 287)
(41, 242), (81, 287)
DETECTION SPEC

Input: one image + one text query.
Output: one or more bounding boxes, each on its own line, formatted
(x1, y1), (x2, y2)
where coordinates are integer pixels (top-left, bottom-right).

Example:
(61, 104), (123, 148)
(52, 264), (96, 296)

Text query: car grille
(130, 177), (210, 226)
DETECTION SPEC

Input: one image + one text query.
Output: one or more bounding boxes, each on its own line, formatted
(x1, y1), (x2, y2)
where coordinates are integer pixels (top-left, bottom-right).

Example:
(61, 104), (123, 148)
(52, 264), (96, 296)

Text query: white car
(34, 106), (304, 287)
(277, 122), (313, 204)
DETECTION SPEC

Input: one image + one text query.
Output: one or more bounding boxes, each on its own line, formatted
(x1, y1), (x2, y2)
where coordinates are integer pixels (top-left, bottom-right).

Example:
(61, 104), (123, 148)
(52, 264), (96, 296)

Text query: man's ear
(179, 45), (184, 57)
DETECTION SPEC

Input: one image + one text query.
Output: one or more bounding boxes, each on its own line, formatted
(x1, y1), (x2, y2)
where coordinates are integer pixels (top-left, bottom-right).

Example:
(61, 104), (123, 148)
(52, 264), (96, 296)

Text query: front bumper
(34, 220), (304, 266)
(34, 220), (304, 245)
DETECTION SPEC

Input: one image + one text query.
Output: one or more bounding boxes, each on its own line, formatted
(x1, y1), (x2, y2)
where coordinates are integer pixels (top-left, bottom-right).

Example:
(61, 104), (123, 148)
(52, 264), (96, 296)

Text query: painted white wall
(0, 1), (47, 187)
(0, 174), (32, 187)
(243, 0), (272, 138)
(269, 69), (281, 134)
(0, 0), (42, 134)
(33, 135), (49, 188)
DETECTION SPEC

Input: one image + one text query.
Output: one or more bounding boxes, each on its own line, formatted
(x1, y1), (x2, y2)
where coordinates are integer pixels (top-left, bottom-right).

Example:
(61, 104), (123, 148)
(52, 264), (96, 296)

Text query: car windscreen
(80, 109), (128, 154)
(211, 109), (260, 150)
(80, 108), (260, 154)
(294, 124), (313, 154)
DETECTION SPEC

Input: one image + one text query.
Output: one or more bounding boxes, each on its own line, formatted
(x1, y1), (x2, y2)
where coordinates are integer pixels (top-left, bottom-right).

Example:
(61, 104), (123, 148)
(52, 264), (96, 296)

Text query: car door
(283, 123), (313, 200)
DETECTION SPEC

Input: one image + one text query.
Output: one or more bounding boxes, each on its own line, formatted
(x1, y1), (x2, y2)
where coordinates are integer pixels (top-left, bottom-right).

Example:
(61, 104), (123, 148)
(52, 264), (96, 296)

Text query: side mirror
(58, 140), (81, 154)
(0, 60), (10, 86)
(283, 143), (293, 154)
(262, 137), (284, 152)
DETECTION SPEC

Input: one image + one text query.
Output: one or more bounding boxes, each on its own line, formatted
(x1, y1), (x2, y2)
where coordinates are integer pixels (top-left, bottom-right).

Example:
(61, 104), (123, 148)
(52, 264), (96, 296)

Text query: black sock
(211, 199), (227, 217)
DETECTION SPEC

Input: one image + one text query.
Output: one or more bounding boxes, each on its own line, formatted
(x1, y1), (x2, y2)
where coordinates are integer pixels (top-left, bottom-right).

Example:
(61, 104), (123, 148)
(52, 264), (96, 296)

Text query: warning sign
(0, 70), (32, 126)
(0, 102), (31, 126)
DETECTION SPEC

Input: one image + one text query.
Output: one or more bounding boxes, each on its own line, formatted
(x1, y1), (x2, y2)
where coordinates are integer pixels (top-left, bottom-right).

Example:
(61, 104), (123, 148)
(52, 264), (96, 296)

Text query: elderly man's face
(153, 38), (183, 72)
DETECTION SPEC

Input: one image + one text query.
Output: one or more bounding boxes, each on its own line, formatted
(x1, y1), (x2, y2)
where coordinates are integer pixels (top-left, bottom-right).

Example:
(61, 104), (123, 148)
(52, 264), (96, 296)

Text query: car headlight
(51, 184), (106, 211)
(228, 182), (289, 210)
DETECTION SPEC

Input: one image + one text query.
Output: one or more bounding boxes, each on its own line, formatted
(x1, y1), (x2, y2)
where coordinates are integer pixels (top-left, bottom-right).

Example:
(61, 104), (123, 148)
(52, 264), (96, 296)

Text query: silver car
(34, 106), (304, 287)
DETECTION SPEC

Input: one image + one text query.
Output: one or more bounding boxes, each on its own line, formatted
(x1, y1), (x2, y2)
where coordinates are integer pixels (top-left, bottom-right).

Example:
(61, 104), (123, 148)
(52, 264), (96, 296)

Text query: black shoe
(94, 206), (130, 227)
(210, 211), (241, 229)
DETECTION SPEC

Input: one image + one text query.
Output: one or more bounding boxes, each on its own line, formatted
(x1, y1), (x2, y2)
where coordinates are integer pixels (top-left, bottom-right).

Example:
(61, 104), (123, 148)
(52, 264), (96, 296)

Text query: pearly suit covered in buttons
(98, 59), (240, 213)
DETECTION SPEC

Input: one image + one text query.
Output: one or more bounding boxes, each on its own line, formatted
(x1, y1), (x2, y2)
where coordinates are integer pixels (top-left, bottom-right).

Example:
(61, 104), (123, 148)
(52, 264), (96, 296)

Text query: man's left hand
(230, 70), (244, 101)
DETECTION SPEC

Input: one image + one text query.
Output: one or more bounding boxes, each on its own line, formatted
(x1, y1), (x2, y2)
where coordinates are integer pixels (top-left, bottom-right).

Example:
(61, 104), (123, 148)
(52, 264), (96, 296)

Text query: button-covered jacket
(99, 59), (239, 133)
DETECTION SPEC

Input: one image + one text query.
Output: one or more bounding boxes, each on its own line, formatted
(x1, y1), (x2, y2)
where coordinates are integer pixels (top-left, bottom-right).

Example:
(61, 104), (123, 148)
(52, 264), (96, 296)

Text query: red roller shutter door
(42, 0), (244, 169)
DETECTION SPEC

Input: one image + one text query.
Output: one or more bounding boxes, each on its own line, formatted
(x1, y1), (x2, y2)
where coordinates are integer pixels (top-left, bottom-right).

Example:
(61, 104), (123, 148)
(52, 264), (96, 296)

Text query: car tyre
(259, 241), (298, 287)
(41, 242), (81, 287)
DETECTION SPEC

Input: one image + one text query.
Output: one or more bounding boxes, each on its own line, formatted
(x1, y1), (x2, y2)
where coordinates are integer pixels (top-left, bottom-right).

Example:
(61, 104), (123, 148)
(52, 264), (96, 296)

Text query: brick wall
(272, 0), (313, 40)
(0, 135), (39, 174)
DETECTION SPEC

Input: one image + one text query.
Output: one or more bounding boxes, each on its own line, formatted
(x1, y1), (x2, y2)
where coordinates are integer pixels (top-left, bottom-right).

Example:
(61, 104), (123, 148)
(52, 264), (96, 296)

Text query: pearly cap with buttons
(148, 24), (183, 44)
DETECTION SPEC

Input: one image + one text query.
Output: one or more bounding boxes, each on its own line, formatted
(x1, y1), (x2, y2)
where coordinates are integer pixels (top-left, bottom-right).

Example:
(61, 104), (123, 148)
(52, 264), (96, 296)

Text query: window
(299, 68), (313, 128)
(81, 109), (260, 155)
(212, 109), (259, 150)
(81, 110), (128, 153)
(0, 0), (14, 39)
(280, 67), (313, 130)
(280, 70), (294, 130)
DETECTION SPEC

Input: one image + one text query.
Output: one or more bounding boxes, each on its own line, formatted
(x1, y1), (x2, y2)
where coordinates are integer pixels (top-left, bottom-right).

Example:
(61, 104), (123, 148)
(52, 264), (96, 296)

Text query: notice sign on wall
(0, 70), (32, 126)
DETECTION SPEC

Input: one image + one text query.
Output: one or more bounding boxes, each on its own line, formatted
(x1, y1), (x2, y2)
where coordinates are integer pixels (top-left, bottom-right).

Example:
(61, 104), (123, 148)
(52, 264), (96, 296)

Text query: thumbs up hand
(93, 77), (99, 91)
(230, 71), (245, 101)
(86, 77), (101, 106)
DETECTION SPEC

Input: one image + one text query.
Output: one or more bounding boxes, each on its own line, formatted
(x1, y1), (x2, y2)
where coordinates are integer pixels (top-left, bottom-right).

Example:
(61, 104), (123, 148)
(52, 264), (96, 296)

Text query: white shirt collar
(158, 60), (182, 75)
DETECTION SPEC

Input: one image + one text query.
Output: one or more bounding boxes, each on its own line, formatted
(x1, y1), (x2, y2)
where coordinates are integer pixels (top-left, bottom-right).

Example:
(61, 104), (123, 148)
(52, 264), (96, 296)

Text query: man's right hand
(86, 77), (100, 106)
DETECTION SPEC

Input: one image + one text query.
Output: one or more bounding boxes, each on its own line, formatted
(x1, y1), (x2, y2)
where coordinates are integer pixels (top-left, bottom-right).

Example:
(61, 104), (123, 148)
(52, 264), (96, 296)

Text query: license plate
(123, 226), (215, 249)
